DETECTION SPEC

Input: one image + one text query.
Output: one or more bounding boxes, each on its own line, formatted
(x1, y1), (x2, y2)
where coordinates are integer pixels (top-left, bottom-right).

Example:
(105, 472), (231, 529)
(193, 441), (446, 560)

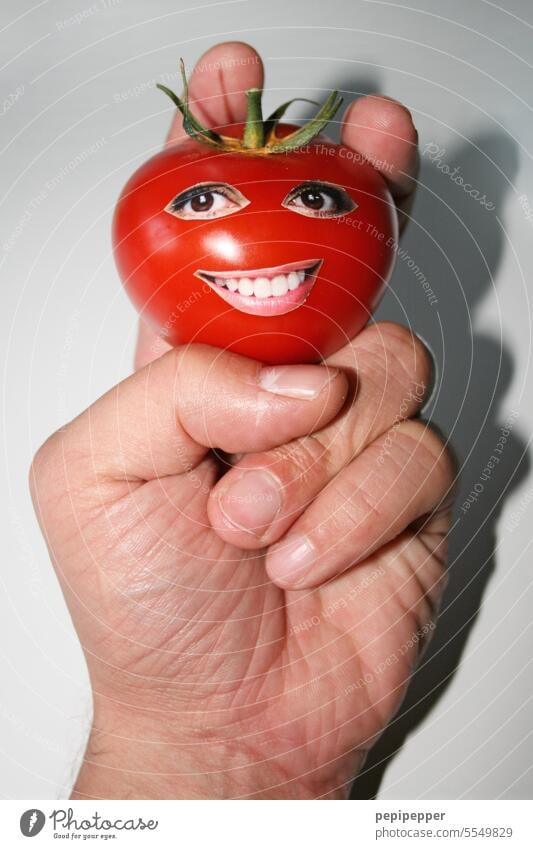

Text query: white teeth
(208, 267), (314, 297)
(238, 277), (254, 296)
(271, 274), (289, 296)
(254, 276), (272, 298)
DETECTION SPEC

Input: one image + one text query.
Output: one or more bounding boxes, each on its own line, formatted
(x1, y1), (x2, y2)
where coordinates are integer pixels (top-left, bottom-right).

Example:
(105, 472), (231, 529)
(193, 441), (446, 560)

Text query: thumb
(31, 344), (347, 495)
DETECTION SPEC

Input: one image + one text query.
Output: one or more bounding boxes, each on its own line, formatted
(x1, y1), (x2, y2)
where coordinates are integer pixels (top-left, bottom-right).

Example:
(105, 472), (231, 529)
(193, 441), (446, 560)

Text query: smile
(194, 259), (323, 316)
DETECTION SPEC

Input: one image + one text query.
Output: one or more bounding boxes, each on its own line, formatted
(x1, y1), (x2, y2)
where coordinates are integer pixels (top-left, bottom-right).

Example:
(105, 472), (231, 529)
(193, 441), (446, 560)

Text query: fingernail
(218, 470), (282, 536)
(258, 365), (339, 400)
(267, 534), (317, 585)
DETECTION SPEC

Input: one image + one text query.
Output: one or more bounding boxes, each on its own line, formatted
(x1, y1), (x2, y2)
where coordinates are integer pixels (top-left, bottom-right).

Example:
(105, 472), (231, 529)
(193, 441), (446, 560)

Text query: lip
(194, 259), (323, 316)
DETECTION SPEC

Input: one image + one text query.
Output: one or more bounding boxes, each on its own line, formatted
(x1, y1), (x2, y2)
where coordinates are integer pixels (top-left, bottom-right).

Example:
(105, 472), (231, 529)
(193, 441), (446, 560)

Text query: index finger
(166, 41), (264, 145)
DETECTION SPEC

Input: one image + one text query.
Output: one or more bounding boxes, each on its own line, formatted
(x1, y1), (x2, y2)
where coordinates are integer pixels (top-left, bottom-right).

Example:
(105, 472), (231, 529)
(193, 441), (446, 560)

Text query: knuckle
(360, 322), (433, 409)
(31, 432), (60, 477)
(397, 420), (457, 488)
(172, 343), (201, 392)
(351, 482), (386, 527)
(271, 435), (333, 487)
(29, 430), (64, 502)
(383, 323), (433, 396)
(327, 473), (386, 539)
(173, 343), (224, 388)
(372, 320), (414, 351)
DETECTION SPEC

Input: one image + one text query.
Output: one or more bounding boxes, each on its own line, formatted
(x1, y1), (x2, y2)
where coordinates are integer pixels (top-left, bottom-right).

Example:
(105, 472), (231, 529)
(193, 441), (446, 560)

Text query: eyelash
(283, 182), (356, 217)
(168, 184), (233, 213)
(164, 181), (356, 220)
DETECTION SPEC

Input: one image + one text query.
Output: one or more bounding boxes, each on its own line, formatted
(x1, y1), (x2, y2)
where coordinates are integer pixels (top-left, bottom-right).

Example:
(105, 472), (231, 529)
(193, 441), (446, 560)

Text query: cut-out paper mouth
(195, 259), (323, 316)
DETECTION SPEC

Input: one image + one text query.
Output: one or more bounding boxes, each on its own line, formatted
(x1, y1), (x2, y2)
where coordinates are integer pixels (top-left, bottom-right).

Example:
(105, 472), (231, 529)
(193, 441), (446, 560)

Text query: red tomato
(113, 118), (397, 364)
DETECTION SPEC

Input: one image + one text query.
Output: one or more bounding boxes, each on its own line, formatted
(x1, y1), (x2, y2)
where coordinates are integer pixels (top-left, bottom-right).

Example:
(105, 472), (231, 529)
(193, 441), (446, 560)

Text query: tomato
(113, 71), (397, 364)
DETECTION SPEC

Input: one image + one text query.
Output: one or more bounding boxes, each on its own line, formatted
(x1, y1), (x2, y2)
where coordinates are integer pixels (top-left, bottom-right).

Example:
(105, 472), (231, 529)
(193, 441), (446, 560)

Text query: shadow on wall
(350, 127), (530, 798)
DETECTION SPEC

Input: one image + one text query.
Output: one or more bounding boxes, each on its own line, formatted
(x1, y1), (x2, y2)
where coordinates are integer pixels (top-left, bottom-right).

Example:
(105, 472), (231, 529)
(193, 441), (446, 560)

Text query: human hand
(30, 43), (455, 800)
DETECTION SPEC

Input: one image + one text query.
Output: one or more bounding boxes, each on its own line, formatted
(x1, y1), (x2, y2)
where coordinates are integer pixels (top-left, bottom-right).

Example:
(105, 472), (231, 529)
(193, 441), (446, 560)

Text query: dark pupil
(191, 192), (214, 212)
(301, 190), (324, 209)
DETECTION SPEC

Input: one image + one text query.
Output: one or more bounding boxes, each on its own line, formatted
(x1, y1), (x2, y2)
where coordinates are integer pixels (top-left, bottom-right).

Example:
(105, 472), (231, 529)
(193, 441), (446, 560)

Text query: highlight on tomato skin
(112, 66), (398, 365)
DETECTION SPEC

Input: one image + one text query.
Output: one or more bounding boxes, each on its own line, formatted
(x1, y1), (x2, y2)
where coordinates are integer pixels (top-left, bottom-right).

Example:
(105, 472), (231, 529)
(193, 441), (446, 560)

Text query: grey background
(1, 0), (532, 799)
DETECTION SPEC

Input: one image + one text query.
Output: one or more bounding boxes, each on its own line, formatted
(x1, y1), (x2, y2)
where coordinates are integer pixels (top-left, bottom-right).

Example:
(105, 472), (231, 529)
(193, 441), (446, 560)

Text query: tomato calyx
(156, 59), (343, 155)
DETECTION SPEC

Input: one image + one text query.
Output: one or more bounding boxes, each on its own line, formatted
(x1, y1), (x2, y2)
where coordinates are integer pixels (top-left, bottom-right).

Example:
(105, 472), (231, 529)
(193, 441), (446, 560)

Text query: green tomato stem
(157, 59), (343, 155)
(243, 88), (265, 149)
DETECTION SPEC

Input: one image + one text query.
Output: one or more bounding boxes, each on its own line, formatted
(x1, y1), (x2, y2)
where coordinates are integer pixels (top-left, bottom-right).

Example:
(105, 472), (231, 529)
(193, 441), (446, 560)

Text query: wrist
(71, 698), (343, 800)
